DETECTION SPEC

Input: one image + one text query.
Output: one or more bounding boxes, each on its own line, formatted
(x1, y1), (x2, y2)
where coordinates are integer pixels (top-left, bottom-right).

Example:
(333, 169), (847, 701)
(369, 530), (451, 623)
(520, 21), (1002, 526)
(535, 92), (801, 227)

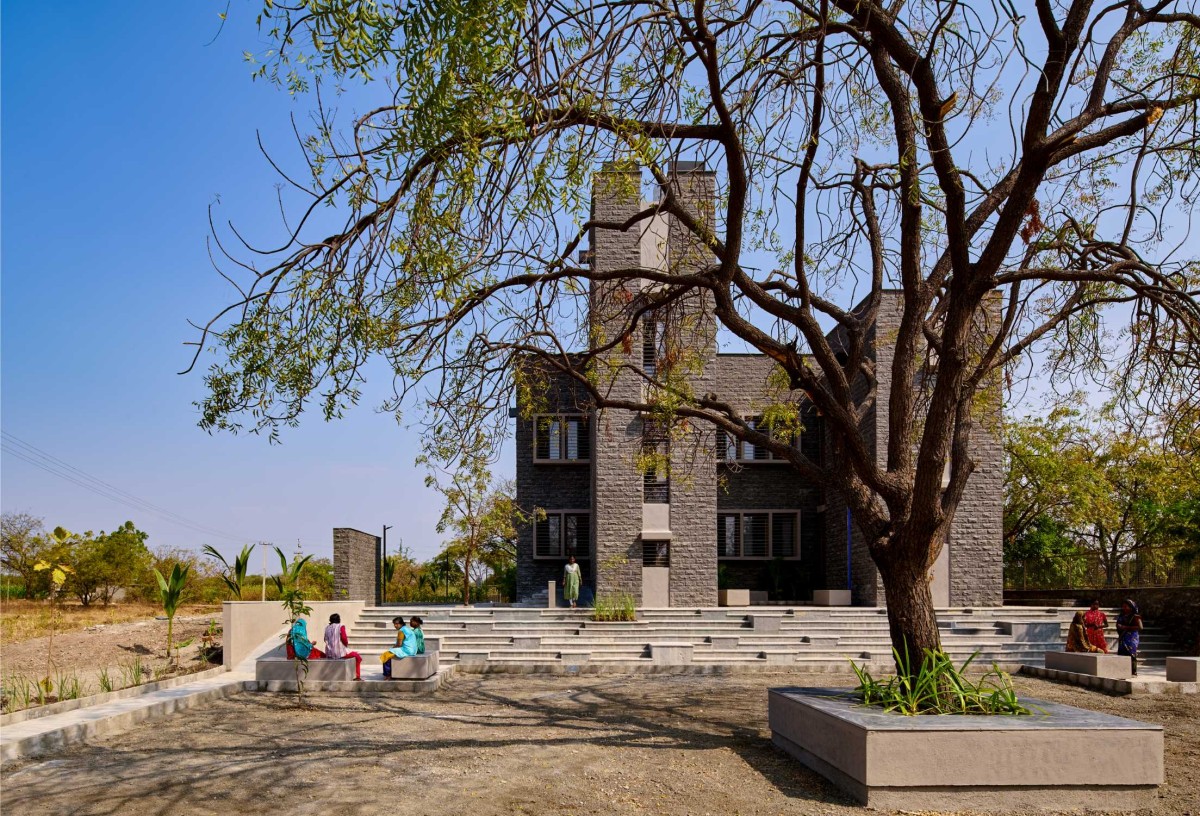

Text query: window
(642, 424), (669, 504)
(716, 511), (801, 559)
(716, 417), (803, 463)
(642, 539), (670, 567)
(642, 314), (665, 378)
(534, 511), (590, 558)
(534, 415), (591, 461)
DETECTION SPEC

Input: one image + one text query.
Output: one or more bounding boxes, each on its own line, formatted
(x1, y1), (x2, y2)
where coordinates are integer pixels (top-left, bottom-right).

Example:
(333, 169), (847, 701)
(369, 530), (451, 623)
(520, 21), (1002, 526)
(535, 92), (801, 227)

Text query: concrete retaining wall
(223, 600), (365, 668)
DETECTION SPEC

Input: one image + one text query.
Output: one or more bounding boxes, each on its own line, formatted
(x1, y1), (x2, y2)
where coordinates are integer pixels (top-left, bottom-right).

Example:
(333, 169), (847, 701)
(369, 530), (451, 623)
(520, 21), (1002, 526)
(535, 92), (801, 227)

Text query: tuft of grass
(54, 669), (83, 701)
(120, 656), (145, 689)
(592, 592), (637, 622)
(850, 646), (1035, 716)
(98, 667), (114, 693)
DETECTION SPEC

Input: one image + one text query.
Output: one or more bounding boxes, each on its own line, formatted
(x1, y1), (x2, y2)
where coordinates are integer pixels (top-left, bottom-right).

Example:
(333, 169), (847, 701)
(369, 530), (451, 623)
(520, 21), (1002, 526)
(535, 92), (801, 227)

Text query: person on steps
(1066, 611), (1101, 653)
(563, 556), (581, 609)
(323, 613), (363, 681)
(1082, 598), (1109, 653)
(1115, 599), (1143, 677)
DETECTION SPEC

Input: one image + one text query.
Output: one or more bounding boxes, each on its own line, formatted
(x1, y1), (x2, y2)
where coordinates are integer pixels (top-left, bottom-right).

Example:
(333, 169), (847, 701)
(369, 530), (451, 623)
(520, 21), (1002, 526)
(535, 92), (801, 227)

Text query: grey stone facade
(333, 527), (380, 603)
(513, 166), (1004, 607)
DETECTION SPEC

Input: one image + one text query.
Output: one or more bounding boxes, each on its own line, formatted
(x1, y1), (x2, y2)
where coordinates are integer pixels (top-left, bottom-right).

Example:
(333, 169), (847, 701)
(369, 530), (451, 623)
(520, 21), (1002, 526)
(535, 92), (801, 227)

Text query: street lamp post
(382, 525), (393, 604)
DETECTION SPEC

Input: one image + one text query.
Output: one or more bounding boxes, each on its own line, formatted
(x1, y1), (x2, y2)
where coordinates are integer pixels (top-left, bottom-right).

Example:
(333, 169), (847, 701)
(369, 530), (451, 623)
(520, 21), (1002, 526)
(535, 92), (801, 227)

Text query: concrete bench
(388, 651), (439, 680)
(1045, 651), (1131, 679)
(256, 657), (356, 683)
(649, 642), (694, 664)
(1166, 656), (1199, 683)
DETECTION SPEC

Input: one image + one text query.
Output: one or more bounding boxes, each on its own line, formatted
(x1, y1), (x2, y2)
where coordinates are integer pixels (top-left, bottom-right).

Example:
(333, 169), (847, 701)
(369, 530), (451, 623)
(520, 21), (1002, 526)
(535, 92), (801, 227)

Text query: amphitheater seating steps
(344, 605), (1168, 672)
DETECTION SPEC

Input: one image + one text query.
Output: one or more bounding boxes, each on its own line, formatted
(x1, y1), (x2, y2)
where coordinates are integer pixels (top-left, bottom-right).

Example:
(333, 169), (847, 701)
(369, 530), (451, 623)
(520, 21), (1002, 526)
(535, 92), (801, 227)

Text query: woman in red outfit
(1082, 598), (1109, 653)
(323, 613), (363, 680)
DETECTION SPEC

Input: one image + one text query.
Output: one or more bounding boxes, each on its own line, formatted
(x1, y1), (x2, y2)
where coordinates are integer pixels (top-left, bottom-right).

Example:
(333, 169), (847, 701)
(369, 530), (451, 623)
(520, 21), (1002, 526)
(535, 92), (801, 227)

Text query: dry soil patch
(2, 672), (1197, 815)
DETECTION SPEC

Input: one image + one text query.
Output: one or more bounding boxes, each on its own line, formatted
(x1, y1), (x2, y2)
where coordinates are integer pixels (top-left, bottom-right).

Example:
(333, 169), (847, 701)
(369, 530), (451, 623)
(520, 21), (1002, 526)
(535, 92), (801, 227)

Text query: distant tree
(1005, 408), (1200, 585)
(1, 512), (55, 598)
(424, 433), (529, 605)
(193, 1), (1200, 672)
(67, 522), (151, 606)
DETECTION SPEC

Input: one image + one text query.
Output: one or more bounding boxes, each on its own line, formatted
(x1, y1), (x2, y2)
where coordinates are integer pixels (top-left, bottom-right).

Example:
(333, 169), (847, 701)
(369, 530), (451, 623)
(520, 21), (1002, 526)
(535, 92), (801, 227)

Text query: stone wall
(333, 528), (379, 603)
(590, 165), (648, 603)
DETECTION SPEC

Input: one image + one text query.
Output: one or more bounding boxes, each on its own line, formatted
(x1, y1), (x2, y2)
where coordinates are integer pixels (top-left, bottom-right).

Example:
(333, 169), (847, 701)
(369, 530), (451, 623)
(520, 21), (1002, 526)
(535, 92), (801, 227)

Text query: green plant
(199, 619), (222, 663)
(98, 667), (114, 693)
(273, 546), (314, 704)
(54, 669), (82, 701)
(153, 562), (190, 661)
(592, 591), (637, 622)
(5, 674), (34, 712)
(120, 655), (145, 689)
(850, 646), (1035, 716)
(203, 543), (254, 600)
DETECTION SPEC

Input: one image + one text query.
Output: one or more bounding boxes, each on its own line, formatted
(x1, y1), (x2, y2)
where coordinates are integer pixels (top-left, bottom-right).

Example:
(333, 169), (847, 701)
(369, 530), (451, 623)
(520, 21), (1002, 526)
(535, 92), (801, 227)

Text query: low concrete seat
(256, 656), (355, 683)
(388, 651), (439, 680)
(1166, 656), (1199, 683)
(1045, 651), (1131, 679)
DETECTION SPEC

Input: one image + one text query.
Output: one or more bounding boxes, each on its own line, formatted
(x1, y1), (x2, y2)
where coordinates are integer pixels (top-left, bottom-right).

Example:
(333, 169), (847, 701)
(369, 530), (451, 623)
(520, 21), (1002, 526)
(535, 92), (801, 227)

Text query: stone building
(514, 164), (1003, 608)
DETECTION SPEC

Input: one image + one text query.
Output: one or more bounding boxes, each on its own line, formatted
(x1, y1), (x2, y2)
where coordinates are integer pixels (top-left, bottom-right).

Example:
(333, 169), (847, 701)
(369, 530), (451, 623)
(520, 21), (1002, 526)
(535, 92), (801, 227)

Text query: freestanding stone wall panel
(333, 528), (380, 603)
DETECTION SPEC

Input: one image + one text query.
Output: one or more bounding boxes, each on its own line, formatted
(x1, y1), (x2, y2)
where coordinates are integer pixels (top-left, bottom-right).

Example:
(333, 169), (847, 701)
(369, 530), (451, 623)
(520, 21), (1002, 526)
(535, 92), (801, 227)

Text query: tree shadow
(2, 674), (858, 815)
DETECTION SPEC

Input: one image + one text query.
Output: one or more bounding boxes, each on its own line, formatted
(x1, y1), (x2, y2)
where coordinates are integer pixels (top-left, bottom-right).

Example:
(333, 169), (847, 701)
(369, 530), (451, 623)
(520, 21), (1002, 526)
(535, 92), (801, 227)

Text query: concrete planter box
(1045, 651), (1131, 679)
(812, 590), (852, 606)
(718, 589), (751, 607)
(768, 687), (1162, 811)
(1166, 656), (1199, 682)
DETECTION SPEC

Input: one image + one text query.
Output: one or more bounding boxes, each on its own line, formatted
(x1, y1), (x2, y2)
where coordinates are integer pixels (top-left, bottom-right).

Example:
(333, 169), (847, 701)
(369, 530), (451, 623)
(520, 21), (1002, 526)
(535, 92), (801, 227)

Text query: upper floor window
(534, 415), (591, 461)
(534, 511), (590, 558)
(642, 423), (670, 504)
(716, 418), (798, 463)
(717, 511), (799, 559)
(642, 314), (665, 379)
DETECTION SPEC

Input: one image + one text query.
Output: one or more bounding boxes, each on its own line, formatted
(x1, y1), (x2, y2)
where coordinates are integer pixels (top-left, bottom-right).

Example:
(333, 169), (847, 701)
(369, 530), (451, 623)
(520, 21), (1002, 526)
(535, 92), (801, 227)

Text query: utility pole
(382, 525), (393, 604)
(260, 541), (268, 602)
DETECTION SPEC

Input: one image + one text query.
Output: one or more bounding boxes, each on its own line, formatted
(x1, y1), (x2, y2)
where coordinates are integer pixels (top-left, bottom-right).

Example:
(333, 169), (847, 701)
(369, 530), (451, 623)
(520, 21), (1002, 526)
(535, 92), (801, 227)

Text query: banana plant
(202, 544), (253, 600)
(154, 563), (190, 662)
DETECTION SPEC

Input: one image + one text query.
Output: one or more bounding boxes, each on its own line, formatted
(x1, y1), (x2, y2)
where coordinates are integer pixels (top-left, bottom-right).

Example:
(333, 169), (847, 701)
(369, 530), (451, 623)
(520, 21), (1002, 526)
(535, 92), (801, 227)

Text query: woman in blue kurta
(380, 616), (421, 677)
(1115, 599), (1143, 677)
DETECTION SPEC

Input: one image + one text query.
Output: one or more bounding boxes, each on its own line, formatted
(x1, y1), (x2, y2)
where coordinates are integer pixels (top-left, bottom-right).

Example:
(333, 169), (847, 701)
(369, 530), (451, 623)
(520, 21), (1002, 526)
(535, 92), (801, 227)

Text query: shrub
(850, 646), (1034, 716)
(592, 591), (637, 622)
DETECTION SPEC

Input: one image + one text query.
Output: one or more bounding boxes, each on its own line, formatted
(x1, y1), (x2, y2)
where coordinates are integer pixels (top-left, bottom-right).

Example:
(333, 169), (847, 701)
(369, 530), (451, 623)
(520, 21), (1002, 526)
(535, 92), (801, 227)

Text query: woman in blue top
(380, 616), (423, 677)
(1115, 599), (1143, 677)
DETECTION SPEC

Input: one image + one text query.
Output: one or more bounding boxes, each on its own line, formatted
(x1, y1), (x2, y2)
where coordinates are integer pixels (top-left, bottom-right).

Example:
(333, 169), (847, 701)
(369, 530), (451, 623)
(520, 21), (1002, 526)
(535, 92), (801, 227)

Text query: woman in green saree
(563, 556), (581, 609)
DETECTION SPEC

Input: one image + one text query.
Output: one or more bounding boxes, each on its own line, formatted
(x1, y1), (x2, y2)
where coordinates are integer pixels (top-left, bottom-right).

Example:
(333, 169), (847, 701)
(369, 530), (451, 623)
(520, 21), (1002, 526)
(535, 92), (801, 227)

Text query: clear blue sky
(1, 2), (466, 562)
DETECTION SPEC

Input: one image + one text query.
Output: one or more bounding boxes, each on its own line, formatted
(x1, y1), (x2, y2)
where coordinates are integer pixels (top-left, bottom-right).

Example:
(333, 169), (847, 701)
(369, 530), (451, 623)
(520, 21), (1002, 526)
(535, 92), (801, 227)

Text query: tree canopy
(192, 0), (1200, 664)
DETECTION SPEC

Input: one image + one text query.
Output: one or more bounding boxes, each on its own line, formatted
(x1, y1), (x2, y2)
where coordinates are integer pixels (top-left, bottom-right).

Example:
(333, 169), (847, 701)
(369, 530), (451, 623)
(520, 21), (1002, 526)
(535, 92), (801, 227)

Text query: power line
(1, 431), (254, 544)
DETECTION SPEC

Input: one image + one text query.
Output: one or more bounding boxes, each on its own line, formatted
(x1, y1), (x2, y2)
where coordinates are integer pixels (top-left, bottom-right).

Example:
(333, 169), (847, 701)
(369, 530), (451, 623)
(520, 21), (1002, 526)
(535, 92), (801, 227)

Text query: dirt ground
(2, 672), (1197, 816)
(1, 613), (222, 701)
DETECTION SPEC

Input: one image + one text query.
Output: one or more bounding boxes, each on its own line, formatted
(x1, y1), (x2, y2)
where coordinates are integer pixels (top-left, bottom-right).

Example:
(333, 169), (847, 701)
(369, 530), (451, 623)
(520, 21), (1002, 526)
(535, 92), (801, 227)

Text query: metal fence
(1005, 550), (1200, 590)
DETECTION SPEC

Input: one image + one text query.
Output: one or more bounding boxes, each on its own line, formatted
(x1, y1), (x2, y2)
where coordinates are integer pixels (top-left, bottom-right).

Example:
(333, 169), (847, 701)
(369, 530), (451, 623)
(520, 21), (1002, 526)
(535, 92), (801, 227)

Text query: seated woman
(286, 618), (325, 661)
(1065, 611), (1101, 653)
(323, 613), (363, 681)
(380, 616), (424, 679)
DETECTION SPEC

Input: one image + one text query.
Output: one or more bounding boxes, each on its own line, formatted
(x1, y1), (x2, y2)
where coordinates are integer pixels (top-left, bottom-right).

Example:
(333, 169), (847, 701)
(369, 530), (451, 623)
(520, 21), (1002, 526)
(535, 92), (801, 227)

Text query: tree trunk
(462, 550), (473, 606)
(878, 551), (942, 677)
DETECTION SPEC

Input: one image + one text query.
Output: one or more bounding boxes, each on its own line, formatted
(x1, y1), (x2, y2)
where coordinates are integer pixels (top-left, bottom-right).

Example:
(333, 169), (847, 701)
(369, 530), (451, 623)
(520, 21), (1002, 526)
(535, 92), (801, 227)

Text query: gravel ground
(2, 672), (1196, 816)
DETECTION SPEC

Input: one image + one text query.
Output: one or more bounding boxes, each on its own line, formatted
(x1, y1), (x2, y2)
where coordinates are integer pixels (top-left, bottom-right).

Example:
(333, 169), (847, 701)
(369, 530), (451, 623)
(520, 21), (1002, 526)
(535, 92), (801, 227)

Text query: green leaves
(851, 646), (1033, 716)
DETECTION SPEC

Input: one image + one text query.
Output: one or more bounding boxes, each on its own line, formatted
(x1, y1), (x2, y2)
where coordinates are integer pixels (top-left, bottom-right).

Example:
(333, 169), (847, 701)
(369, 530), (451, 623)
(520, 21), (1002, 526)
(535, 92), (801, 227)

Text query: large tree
(191, 1), (1200, 671)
